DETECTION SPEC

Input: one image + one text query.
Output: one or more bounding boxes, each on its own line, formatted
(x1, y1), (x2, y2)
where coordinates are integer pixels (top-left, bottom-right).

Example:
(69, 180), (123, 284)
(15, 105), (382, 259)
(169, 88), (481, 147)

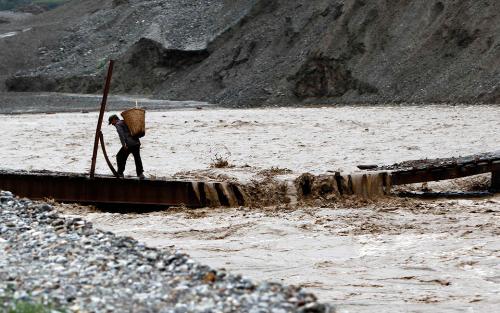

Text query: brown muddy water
(2, 104), (500, 312)
(57, 196), (499, 313)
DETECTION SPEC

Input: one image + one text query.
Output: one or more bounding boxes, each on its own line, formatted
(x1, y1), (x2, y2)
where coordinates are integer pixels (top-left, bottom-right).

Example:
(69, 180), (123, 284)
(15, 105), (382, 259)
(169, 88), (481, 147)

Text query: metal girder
(0, 170), (245, 208)
(391, 158), (500, 186)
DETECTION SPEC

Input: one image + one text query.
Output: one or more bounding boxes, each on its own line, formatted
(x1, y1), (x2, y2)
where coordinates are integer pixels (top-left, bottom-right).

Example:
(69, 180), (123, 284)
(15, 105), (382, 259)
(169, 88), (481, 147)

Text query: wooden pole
(89, 60), (114, 178)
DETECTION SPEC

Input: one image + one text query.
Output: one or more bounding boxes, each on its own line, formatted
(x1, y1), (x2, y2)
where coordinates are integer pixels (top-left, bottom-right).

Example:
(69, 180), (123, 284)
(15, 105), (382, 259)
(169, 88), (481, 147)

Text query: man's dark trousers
(117, 145), (143, 176)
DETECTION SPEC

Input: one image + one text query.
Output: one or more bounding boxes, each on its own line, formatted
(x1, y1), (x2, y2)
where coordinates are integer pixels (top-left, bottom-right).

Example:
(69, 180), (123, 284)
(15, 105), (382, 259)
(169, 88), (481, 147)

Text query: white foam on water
(286, 180), (298, 206)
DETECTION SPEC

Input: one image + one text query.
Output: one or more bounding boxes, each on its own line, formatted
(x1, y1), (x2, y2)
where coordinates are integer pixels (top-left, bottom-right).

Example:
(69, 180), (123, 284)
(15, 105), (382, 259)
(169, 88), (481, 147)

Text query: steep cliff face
(1, 0), (256, 93)
(2, 0), (500, 105)
(156, 0), (500, 105)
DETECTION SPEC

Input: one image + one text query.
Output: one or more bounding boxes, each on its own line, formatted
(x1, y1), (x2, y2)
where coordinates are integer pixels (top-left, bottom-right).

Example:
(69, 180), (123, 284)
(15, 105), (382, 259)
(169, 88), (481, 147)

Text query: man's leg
(130, 146), (144, 177)
(116, 147), (129, 176)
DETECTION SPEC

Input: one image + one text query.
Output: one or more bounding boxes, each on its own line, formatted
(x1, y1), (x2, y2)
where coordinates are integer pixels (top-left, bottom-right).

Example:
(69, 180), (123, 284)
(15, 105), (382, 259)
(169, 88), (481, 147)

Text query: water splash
(349, 172), (390, 198)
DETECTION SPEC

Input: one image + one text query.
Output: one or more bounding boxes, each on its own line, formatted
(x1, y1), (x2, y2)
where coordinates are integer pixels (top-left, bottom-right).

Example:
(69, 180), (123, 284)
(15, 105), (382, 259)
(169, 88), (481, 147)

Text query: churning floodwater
(2, 105), (499, 312)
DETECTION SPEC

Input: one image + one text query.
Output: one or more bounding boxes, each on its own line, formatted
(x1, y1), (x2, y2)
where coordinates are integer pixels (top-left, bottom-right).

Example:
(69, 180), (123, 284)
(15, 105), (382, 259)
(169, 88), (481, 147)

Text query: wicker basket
(121, 108), (145, 138)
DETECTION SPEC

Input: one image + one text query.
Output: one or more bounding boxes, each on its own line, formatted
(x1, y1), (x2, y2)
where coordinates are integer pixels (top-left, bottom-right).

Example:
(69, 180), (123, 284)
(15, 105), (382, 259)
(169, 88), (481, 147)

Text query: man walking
(108, 114), (145, 179)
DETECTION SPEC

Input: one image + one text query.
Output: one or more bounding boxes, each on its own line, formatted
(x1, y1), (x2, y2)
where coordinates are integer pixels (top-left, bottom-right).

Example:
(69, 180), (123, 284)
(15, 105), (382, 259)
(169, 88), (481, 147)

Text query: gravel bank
(0, 190), (332, 313)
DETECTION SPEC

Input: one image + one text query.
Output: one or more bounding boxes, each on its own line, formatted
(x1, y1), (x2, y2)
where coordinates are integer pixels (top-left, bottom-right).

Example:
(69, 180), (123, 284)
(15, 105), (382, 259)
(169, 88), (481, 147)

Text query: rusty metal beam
(90, 60), (114, 179)
(390, 157), (500, 186)
(0, 170), (245, 208)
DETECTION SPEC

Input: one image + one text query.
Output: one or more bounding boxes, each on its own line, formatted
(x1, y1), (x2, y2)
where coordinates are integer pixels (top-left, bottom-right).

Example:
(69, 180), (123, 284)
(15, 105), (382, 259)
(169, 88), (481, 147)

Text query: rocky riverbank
(0, 190), (332, 313)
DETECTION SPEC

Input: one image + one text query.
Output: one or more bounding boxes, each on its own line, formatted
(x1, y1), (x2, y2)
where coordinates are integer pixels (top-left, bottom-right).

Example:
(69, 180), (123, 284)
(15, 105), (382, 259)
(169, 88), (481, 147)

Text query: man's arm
(115, 124), (127, 148)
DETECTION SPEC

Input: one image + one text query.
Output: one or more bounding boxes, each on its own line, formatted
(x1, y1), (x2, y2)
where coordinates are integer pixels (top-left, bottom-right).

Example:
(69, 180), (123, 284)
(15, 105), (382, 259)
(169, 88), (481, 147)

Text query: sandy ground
(1, 104), (500, 312)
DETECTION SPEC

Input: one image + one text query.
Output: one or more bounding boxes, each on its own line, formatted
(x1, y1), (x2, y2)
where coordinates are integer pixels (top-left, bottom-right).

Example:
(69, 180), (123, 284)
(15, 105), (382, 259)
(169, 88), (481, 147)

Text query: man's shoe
(138, 174), (145, 180)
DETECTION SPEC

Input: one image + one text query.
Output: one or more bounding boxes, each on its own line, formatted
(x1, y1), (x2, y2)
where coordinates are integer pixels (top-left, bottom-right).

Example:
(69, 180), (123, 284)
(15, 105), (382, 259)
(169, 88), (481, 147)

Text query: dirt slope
(1, 0), (499, 106)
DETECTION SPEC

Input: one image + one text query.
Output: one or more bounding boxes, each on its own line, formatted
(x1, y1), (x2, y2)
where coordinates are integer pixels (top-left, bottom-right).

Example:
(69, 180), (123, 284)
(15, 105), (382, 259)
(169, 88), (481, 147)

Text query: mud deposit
(2, 104), (500, 312)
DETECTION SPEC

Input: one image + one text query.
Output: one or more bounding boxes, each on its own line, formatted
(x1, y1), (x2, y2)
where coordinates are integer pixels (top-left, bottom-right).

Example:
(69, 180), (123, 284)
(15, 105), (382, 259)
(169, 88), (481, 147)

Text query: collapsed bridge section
(298, 152), (500, 201)
(381, 152), (500, 189)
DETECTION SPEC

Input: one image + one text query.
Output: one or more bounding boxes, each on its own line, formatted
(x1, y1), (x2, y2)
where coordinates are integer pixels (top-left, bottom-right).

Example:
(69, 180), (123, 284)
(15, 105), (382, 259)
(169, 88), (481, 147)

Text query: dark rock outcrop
(291, 56), (377, 99)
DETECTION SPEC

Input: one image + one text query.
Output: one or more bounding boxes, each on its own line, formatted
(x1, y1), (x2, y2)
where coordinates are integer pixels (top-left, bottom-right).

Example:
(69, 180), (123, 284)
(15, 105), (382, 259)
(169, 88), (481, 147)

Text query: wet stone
(0, 196), (12, 203)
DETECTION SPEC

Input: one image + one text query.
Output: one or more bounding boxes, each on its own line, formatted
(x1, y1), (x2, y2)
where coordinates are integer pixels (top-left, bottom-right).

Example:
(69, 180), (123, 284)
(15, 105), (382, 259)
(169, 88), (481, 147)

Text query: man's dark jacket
(115, 120), (140, 148)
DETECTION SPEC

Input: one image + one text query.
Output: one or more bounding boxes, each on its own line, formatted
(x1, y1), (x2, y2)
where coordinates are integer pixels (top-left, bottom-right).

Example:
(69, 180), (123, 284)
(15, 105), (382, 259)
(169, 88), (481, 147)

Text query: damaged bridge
(0, 59), (250, 209)
(298, 152), (500, 201)
(381, 152), (500, 188)
(1, 152), (499, 208)
(0, 170), (245, 208)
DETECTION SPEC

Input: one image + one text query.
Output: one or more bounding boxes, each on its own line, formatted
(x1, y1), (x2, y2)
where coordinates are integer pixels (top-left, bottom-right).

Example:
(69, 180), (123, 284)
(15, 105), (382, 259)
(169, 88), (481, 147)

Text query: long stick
(89, 60), (114, 178)
(99, 131), (120, 178)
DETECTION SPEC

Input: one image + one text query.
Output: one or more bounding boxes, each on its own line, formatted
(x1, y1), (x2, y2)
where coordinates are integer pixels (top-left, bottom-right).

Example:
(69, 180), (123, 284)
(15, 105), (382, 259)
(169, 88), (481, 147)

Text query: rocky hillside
(1, 0), (499, 106)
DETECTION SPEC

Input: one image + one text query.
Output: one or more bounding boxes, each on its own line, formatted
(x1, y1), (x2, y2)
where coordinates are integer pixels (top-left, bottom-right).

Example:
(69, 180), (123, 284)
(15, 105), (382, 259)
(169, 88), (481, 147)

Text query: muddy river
(1, 104), (499, 312)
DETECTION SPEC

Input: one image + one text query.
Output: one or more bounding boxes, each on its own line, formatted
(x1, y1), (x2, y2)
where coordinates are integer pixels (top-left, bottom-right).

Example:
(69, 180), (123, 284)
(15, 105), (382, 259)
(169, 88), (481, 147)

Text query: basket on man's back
(121, 108), (145, 138)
